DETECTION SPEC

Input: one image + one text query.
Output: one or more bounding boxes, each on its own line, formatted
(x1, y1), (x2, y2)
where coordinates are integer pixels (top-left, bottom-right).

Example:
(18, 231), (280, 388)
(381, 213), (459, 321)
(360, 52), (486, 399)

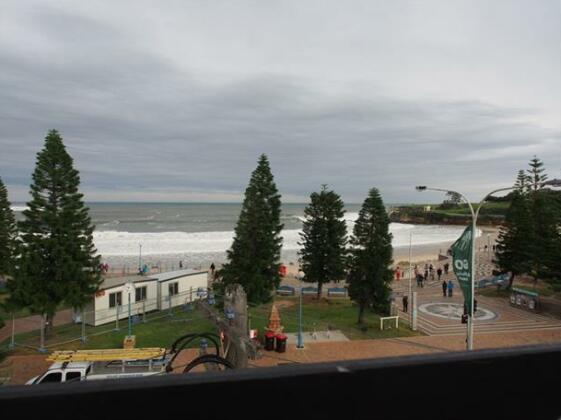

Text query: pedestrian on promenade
(437, 267), (443, 281)
(402, 295), (408, 313)
(416, 273), (421, 287)
(414, 265), (419, 277)
(444, 262), (450, 275)
(429, 264), (434, 274)
(442, 280), (447, 297)
(447, 280), (454, 297)
(424, 269), (429, 283)
(395, 266), (401, 281)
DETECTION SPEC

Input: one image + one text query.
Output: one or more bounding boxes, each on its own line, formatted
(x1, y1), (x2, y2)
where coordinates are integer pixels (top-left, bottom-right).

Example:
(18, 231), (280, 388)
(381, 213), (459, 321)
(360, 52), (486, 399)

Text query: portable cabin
(153, 269), (208, 310)
(84, 275), (159, 326)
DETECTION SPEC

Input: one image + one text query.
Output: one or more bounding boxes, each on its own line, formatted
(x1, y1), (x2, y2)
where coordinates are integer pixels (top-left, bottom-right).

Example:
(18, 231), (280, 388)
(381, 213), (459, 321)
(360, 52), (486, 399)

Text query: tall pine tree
(298, 185), (347, 299)
(514, 169), (530, 193)
(220, 154), (283, 304)
(347, 188), (393, 324)
(8, 130), (101, 331)
(0, 177), (17, 280)
(529, 188), (561, 284)
(494, 191), (533, 288)
(527, 156), (548, 192)
(525, 157), (557, 284)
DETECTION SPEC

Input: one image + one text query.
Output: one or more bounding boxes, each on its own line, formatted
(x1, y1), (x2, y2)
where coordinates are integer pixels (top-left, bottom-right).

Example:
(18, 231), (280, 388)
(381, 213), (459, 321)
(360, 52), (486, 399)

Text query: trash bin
(275, 334), (287, 353)
(264, 332), (276, 351)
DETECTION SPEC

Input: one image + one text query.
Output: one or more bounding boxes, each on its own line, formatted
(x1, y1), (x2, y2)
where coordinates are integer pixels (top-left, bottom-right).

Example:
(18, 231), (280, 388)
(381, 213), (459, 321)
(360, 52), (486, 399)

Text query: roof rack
(47, 348), (166, 362)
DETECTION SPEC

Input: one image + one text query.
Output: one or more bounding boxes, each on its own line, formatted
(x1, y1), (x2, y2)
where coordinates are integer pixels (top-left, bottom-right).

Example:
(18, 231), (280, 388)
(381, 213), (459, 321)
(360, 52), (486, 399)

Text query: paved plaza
(392, 254), (561, 336)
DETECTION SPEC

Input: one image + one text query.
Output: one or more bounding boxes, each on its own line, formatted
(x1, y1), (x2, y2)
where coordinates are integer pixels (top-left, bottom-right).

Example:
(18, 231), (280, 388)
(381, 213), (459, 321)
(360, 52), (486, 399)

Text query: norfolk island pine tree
(7, 130), (101, 335)
(0, 177), (17, 281)
(219, 154), (283, 304)
(347, 188), (393, 325)
(299, 185), (347, 299)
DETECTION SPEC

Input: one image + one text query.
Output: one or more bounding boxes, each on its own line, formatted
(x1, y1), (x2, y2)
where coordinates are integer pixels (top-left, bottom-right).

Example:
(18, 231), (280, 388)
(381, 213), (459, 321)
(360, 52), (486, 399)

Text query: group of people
(442, 279), (455, 297)
(395, 262), (451, 284)
(410, 262), (450, 287)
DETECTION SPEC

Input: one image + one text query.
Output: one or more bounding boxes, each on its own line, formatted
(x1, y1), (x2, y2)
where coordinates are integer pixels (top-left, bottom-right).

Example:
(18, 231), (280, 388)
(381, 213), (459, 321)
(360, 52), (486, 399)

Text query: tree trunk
(508, 272), (515, 289)
(44, 312), (55, 338)
(357, 303), (365, 325)
(317, 283), (322, 300)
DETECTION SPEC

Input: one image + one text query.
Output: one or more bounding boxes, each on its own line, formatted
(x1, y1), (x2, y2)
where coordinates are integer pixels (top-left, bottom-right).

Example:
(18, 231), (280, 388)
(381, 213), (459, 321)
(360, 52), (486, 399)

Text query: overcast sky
(1, 0), (559, 203)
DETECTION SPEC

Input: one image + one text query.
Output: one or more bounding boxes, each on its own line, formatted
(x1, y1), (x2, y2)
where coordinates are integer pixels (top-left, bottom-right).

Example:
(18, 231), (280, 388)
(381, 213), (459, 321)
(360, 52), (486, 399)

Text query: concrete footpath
(0, 309), (73, 344)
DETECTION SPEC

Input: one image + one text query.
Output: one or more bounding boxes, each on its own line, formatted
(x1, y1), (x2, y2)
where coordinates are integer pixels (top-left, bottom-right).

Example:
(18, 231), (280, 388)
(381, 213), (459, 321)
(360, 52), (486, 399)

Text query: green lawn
(2, 307), (217, 354)
(248, 297), (419, 340)
(3, 297), (420, 355)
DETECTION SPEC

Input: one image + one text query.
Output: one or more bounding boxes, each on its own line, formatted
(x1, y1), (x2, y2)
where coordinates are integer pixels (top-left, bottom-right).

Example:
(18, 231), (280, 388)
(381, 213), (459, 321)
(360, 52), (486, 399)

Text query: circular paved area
(419, 302), (497, 321)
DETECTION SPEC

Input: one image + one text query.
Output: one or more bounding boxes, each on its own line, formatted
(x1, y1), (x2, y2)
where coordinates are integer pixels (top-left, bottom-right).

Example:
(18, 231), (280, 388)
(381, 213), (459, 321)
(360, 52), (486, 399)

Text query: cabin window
(39, 372), (62, 384)
(65, 371), (81, 382)
(135, 286), (147, 301)
(109, 291), (122, 308)
(169, 282), (179, 296)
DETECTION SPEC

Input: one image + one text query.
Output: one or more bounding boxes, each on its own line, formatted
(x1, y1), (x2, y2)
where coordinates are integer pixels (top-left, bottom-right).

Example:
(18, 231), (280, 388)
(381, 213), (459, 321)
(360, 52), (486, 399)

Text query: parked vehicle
(26, 333), (234, 385)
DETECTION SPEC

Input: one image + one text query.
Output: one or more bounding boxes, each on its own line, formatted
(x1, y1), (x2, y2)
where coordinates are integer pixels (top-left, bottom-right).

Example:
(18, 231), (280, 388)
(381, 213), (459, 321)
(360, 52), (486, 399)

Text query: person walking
(444, 262), (450, 275)
(402, 295), (408, 313)
(437, 267), (443, 281)
(395, 266), (401, 281)
(424, 269), (429, 283)
(442, 280), (448, 297)
(447, 280), (454, 297)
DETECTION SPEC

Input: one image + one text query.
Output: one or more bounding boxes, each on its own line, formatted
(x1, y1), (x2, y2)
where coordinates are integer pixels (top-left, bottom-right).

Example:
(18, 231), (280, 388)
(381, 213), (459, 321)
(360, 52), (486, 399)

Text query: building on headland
(83, 269), (208, 326)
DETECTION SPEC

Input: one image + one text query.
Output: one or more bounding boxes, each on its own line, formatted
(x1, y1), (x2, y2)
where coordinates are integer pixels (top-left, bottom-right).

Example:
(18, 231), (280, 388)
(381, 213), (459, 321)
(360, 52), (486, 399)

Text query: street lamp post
(296, 269), (305, 349)
(138, 244), (142, 273)
(125, 282), (135, 337)
(416, 185), (517, 350)
(408, 232), (413, 327)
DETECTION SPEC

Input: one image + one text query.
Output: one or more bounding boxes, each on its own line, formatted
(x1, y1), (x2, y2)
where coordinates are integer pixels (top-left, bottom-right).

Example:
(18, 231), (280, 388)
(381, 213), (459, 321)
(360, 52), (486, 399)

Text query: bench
(301, 287), (318, 296)
(327, 287), (347, 297)
(276, 286), (295, 296)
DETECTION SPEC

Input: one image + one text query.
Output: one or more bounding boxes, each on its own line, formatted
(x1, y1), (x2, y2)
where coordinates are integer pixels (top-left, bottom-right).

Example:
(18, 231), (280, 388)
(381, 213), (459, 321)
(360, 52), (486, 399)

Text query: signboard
(451, 225), (473, 314)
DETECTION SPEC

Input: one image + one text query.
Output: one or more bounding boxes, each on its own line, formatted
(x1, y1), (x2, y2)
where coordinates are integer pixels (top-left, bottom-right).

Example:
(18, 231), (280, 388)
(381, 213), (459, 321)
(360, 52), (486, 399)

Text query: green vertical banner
(451, 225), (473, 314)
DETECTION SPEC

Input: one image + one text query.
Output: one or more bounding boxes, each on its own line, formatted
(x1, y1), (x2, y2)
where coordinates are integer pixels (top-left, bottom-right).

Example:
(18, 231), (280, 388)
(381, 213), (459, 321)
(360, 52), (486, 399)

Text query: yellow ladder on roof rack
(47, 348), (166, 362)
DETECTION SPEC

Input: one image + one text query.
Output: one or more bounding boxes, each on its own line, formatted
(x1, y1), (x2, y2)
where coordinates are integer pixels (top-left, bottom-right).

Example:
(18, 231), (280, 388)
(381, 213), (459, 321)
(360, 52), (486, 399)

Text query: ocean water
(11, 203), (465, 268)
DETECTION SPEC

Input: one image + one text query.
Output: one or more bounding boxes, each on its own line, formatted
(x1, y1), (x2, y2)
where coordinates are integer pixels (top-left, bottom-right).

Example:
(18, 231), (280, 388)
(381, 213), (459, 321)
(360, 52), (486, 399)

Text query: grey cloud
(1, 1), (559, 204)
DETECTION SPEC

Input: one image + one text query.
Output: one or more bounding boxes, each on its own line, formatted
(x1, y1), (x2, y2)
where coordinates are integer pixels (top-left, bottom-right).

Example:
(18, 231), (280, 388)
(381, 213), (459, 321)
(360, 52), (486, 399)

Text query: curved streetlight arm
(475, 187), (516, 219)
(416, 186), (475, 219)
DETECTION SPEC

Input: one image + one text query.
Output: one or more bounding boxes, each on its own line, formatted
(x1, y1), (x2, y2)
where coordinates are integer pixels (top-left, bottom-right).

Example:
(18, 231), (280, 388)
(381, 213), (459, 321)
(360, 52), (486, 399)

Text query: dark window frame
(168, 282), (179, 296)
(109, 291), (122, 308)
(135, 286), (147, 301)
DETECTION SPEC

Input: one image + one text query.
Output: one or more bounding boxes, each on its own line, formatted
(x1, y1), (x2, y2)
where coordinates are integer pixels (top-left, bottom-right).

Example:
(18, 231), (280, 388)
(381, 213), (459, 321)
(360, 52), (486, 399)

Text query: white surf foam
(93, 223), (466, 256)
